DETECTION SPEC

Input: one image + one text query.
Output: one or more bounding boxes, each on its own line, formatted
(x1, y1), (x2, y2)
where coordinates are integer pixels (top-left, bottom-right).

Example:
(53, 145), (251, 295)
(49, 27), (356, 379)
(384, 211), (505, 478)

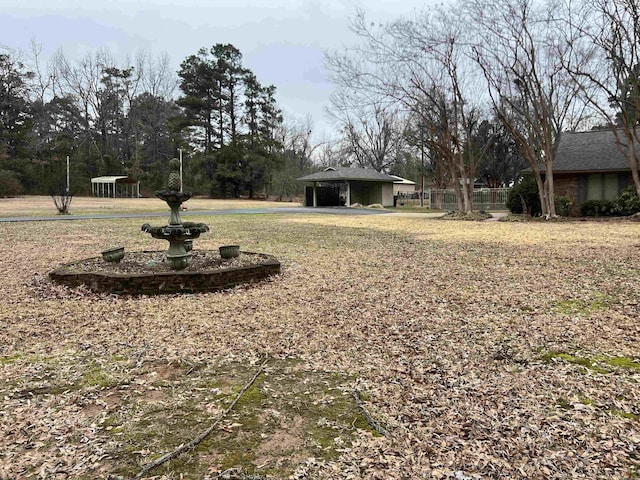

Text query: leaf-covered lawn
(1, 214), (639, 479)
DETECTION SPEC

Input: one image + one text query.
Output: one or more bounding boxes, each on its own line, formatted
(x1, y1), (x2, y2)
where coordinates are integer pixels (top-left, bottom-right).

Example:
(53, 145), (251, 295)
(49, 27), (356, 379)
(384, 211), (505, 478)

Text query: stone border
(49, 251), (281, 295)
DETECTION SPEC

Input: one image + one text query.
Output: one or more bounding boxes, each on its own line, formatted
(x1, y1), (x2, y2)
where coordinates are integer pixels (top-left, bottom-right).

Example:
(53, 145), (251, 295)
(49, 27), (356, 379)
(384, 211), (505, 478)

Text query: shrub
(613, 185), (640, 216)
(506, 176), (541, 216)
(580, 199), (615, 217)
(554, 195), (573, 216)
(49, 184), (73, 215)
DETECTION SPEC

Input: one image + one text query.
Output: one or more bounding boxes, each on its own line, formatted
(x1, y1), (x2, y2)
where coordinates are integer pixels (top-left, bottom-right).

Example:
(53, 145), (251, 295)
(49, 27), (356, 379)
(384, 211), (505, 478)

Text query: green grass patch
(102, 358), (381, 479)
(0, 354), (22, 364)
(540, 351), (640, 374)
(554, 295), (611, 315)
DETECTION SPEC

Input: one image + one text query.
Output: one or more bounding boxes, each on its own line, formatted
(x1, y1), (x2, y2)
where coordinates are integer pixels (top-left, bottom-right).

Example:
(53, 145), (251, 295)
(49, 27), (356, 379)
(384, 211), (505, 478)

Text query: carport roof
(297, 167), (397, 183)
(91, 175), (138, 184)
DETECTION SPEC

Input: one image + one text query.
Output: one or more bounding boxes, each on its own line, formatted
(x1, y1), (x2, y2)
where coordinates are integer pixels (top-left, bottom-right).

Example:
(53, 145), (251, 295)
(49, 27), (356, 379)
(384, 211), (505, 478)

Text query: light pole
(178, 148), (183, 193)
(420, 130), (425, 208)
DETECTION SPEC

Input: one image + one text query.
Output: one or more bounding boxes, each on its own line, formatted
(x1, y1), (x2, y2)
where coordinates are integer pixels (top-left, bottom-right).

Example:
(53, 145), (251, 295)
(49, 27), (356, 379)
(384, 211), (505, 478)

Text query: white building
(390, 175), (417, 195)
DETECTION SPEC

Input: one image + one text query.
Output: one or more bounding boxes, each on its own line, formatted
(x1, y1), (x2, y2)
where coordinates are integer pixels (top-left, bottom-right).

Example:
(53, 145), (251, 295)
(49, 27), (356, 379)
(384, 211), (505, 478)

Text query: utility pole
(66, 156), (70, 194)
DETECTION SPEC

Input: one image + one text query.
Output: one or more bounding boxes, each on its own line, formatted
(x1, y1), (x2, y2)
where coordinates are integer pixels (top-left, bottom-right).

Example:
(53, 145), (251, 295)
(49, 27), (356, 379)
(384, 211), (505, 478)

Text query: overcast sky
(0, 0), (431, 139)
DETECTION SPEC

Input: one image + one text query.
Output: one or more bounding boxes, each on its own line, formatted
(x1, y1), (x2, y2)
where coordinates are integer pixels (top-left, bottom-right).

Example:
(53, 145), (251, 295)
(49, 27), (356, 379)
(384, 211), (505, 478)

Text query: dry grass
(1, 210), (639, 479)
(0, 195), (298, 217)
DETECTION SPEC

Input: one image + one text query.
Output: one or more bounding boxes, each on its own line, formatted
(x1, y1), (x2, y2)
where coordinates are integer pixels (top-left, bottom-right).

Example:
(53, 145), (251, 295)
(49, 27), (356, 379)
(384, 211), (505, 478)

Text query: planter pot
(102, 246), (125, 263)
(219, 245), (240, 259)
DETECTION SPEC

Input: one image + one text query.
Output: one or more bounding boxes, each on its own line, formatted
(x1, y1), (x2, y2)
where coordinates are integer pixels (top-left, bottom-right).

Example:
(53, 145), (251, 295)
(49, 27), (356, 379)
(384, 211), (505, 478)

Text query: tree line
(0, 42), (318, 199)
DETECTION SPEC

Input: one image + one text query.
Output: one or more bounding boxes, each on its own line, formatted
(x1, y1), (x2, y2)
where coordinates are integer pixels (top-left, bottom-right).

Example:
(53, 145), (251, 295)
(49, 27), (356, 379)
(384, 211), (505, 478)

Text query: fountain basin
(49, 250), (281, 295)
(141, 221), (210, 269)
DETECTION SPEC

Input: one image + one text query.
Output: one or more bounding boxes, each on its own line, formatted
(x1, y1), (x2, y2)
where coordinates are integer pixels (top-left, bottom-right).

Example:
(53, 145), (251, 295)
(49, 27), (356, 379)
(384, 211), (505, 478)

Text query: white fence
(397, 188), (511, 211)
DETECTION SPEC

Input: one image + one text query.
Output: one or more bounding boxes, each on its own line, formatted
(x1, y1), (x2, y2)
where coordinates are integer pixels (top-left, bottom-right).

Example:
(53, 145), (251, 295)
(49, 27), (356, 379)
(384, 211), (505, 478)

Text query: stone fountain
(141, 158), (209, 269)
(49, 158), (281, 295)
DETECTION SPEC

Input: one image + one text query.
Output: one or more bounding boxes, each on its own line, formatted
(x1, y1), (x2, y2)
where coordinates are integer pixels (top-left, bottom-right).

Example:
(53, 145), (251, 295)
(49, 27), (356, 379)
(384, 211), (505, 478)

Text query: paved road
(0, 208), (512, 223)
(0, 206), (395, 223)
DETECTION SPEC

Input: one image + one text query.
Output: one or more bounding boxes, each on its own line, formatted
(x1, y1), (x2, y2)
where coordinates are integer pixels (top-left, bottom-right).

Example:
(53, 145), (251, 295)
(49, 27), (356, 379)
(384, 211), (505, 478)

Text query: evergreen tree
(0, 52), (33, 158)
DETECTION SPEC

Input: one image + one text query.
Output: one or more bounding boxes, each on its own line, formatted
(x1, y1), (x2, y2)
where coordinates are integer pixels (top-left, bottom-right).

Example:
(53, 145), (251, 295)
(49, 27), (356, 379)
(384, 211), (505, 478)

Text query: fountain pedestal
(141, 160), (209, 269)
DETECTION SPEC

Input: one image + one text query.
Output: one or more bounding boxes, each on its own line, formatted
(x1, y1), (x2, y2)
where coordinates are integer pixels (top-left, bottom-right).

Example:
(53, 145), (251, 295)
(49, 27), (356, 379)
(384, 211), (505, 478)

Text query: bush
(506, 176), (542, 216)
(580, 199), (615, 217)
(554, 195), (573, 216)
(613, 185), (640, 216)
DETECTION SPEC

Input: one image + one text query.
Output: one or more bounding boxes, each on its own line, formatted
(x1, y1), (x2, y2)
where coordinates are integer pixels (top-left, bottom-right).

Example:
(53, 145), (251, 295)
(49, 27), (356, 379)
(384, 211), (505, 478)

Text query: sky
(0, 0), (430, 140)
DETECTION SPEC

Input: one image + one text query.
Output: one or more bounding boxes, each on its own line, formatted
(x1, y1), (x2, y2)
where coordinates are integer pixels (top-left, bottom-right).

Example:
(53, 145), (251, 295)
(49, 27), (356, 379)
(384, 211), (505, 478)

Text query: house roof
(297, 167), (397, 183)
(554, 129), (634, 173)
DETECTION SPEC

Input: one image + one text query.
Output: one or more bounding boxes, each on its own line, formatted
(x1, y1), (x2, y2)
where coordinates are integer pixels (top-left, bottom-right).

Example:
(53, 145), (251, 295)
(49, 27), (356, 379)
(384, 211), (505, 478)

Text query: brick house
(553, 129), (635, 214)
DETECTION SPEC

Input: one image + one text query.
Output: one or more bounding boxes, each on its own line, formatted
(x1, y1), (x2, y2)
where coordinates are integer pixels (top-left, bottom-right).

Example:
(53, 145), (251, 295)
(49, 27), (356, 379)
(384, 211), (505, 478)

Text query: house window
(578, 173), (629, 202)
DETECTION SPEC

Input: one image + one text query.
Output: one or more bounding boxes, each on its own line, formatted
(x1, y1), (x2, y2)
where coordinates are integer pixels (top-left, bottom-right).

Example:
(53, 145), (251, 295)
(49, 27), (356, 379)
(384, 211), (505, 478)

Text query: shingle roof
(297, 167), (397, 183)
(554, 129), (634, 173)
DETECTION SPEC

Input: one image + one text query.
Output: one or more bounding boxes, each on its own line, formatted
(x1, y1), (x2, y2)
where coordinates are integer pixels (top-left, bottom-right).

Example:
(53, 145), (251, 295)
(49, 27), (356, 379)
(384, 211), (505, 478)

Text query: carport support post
(346, 181), (351, 207)
(313, 182), (318, 207)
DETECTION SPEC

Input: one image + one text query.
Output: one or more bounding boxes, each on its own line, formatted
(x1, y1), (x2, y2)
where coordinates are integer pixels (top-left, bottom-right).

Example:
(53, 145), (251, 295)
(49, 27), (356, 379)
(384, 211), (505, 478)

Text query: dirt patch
(148, 362), (185, 381)
(255, 415), (306, 457)
(139, 388), (167, 403)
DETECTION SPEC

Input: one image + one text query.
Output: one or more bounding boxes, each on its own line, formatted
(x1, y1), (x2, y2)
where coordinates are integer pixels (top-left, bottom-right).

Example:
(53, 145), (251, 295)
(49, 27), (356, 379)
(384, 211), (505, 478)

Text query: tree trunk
(448, 157), (464, 212)
(627, 137), (640, 197)
(545, 160), (557, 217)
(534, 169), (547, 217)
(460, 177), (471, 213)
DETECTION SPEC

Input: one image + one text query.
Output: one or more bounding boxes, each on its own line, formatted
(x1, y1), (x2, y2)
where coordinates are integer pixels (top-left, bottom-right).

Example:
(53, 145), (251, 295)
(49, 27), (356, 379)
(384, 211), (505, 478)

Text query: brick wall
(553, 174), (579, 216)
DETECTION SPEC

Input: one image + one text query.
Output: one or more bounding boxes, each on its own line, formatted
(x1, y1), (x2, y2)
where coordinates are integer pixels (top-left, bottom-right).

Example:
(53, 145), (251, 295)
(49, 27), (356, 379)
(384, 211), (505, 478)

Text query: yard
(0, 202), (639, 479)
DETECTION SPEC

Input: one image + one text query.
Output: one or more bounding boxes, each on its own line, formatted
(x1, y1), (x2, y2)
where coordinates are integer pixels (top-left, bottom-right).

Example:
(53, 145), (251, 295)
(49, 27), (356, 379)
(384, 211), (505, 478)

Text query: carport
(91, 176), (140, 198)
(297, 167), (396, 207)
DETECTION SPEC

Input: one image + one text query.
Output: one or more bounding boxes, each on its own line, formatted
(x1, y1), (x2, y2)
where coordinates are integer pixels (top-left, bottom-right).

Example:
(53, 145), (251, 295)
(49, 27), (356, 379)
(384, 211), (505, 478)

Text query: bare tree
(314, 134), (351, 169)
(562, 0), (640, 196)
(136, 50), (178, 100)
(326, 6), (488, 212)
(466, 0), (587, 217)
(53, 48), (144, 169)
(330, 100), (406, 172)
(279, 114), (321, 171)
